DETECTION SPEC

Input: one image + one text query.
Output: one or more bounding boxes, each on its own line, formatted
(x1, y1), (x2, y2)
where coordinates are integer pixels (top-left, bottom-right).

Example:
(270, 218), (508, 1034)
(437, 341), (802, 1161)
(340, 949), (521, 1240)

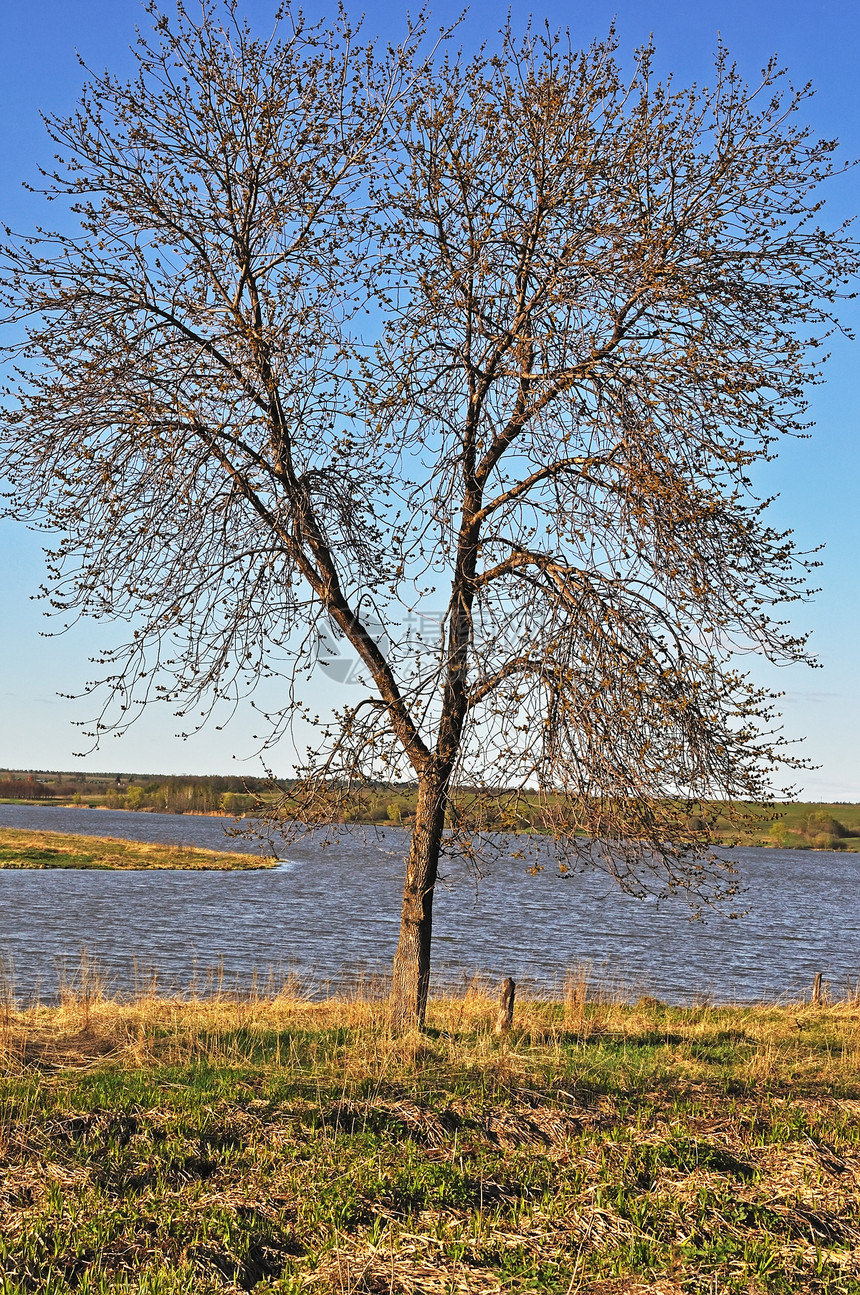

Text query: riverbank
(1, 988), (858, 1293)
(4, 790), (860, 850)
(0, 826), (276, 870)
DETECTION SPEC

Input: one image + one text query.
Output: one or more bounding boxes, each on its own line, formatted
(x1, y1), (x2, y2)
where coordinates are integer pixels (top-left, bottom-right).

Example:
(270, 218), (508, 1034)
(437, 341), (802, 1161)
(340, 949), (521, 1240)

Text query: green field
(0, 986), (858, 1293)
(715, 803), (860, 852)
(0, 827), (275, 870)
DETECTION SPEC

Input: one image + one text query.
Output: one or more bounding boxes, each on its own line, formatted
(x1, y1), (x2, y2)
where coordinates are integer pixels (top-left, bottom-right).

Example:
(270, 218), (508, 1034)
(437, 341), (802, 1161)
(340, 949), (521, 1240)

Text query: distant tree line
(0, 772), (274, 814)
(0, 777), (76, 800)
(112, 776), (272, 815)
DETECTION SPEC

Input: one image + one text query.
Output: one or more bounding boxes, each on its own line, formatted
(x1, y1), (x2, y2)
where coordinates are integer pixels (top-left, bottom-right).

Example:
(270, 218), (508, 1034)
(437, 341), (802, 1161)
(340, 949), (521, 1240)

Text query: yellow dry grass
(0, 825), (275, 869)
(1, 974), (858, 1091)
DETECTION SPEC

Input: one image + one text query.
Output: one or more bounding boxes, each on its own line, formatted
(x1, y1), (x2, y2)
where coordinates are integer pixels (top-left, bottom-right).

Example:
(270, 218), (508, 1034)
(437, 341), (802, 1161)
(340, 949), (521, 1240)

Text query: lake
(0, 803), (857, 1004)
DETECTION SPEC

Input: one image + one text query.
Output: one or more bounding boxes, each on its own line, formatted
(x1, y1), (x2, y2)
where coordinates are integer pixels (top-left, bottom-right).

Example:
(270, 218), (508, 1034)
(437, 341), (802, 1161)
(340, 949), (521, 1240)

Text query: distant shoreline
(3, 798), (860, 850)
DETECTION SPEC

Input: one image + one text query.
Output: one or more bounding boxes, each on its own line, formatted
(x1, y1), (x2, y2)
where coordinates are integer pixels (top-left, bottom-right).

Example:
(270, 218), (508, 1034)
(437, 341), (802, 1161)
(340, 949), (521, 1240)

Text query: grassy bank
(1, 984), (858, 1293)
(0, 827), (275, 870)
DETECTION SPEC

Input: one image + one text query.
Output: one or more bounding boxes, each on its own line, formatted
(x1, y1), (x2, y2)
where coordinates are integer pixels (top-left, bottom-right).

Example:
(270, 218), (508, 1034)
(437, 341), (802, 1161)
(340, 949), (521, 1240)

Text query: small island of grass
(0, 826), (275, 870)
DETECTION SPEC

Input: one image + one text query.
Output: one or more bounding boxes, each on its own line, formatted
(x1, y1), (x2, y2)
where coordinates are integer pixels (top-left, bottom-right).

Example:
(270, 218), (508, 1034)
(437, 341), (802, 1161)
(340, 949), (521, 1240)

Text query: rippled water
(1, 803), (858, 1004)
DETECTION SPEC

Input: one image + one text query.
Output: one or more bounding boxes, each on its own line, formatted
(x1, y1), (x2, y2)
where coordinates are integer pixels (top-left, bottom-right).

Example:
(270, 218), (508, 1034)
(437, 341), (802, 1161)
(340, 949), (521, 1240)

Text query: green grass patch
(0, 992), (858, 1291)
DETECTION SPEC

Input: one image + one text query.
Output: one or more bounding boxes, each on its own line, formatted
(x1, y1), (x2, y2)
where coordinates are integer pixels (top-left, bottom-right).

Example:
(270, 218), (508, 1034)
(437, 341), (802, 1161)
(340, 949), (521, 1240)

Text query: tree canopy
(1, 2), (856, 1025)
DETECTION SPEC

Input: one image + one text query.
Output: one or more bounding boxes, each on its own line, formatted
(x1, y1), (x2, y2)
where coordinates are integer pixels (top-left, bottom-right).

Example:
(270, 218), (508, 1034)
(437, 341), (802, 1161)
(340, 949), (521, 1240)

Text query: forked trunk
(390, 773), (448, 1030)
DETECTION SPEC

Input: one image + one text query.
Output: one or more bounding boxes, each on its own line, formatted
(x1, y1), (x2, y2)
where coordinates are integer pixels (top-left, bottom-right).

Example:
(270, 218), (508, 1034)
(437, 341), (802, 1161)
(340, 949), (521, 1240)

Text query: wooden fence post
(495, 977), (516, 1035)
(812, 972), (823, 1007)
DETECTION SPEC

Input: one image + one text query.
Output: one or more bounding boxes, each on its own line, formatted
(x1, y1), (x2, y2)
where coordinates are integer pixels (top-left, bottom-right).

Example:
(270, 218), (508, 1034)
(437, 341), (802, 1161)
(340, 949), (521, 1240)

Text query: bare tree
(1, 4), (856, 1028)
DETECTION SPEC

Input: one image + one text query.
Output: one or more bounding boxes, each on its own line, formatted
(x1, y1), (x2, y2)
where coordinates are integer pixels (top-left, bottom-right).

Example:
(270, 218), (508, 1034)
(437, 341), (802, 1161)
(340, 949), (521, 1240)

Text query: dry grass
(0, 975), (858, 1292)
(0, 825), (275, 870)
(2, 970), (860, 1088)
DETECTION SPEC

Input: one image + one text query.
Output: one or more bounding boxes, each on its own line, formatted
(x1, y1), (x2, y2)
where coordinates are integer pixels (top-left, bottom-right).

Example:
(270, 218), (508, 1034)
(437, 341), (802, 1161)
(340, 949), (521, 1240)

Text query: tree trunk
(390, 773), (448, 1031)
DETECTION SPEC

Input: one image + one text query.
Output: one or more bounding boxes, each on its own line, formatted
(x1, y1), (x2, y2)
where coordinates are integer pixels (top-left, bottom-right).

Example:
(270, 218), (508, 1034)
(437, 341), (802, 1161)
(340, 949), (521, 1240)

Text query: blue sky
(0, 0), (857, 792)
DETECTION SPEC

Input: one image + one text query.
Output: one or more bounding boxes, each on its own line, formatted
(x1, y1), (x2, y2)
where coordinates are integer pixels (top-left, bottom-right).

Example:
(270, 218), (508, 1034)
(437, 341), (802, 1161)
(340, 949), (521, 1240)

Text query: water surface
(1, 803), (857, 1004)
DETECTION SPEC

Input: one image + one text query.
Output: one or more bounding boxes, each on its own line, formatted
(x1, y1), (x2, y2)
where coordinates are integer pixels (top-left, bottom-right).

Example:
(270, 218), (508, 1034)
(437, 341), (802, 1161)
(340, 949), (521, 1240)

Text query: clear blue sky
(0, 0), (857, 793)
